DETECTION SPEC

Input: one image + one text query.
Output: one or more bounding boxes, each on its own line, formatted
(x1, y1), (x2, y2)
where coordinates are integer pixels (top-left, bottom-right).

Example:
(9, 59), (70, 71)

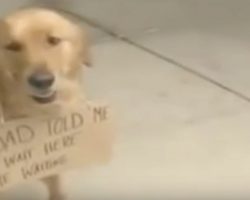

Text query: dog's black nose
(28, 72), (55, 89)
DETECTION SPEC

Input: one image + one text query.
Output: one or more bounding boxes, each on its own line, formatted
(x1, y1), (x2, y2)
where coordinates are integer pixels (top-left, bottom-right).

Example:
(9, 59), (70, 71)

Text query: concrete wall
(2, 0), (250, 39)
(0, 0), (29, 16)
(52, 0), (250, 39)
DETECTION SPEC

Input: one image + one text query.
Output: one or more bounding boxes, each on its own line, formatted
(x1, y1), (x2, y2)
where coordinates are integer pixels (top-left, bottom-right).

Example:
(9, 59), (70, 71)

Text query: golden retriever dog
(0, 8), (91, 200)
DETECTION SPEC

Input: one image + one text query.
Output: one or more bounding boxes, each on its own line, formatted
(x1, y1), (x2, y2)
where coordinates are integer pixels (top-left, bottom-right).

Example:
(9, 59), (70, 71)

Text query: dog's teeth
(32, 92), (56, 104)
(31, 91), (55, 98)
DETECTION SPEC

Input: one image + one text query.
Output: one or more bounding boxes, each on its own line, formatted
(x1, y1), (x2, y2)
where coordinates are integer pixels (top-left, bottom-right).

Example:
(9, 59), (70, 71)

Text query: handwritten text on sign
(0, 103), (114, 190)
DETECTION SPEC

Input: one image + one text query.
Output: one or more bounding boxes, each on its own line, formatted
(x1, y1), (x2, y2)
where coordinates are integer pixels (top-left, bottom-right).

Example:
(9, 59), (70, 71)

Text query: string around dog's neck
(0, 103), (5, 124)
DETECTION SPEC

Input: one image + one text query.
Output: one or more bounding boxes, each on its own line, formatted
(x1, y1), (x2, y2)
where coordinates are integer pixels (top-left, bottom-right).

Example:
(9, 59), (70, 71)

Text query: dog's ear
(82, 29), (92, 67)
(0, 20), (10, 44)
(83, 35), (92, 67)
(75, 25), (92, 68)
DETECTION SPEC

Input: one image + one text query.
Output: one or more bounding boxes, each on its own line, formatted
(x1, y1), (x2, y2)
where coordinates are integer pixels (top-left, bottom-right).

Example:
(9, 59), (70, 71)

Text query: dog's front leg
(43, 175), (64, 200)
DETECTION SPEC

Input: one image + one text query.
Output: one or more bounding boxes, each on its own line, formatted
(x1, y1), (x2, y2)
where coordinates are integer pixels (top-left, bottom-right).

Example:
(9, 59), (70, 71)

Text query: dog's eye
(5, 42), (23, 52)
(47, 36), (61, 46)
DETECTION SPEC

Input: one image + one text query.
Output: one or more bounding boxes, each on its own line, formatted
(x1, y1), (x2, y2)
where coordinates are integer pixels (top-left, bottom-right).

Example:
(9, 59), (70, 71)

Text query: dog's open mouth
(31, 91), (57, 104)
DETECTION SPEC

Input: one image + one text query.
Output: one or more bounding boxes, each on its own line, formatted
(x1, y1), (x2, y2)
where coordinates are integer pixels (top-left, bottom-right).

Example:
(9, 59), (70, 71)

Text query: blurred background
(2, 0), (250, 199)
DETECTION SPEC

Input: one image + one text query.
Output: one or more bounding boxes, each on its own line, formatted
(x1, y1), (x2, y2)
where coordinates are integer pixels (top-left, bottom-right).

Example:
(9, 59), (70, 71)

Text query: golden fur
(0, 8), (91, 199)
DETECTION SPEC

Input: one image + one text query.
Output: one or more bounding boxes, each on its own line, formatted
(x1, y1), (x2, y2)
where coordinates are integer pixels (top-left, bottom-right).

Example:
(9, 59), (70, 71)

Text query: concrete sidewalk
(3, 1), (250, 199)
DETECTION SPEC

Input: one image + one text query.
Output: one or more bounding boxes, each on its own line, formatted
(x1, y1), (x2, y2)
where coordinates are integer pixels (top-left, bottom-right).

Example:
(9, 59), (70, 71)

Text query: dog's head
(0, 8), (90, 106)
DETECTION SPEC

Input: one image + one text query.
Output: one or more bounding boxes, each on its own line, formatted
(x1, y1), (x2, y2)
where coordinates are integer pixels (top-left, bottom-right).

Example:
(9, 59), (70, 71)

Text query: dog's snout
(28, 71), (55, 90)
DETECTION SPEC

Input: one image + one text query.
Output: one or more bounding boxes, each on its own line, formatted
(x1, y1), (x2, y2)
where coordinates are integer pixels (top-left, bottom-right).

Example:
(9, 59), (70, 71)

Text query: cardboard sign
(0, 102), (114, 191)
